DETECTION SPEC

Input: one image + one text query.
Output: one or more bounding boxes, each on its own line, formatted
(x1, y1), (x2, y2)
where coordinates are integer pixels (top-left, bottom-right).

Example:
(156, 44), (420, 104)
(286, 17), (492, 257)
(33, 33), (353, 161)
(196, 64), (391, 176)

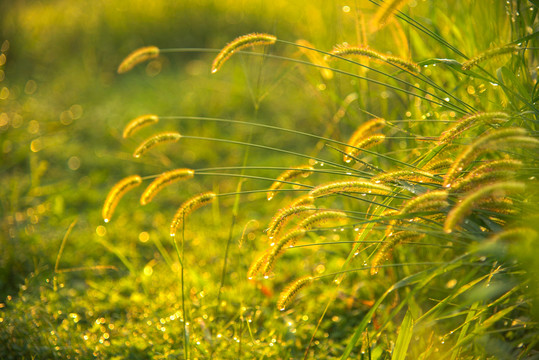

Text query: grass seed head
(372, 0), (409, 28)
(267, 165), (314, 201)
(329, 44), (387, 62)
(444, 181), (525, 233)
(344, 134), (385, 163)
(296, 39), (333, 80)
(123, 114), (159, 138)
(462, 45), (519, 70)
(211, 33), (277, 73)
(309, 180), (392, 198)
(437, 112), (510, 145)
(372, 169), (438, 184)
(385, 55), (420, 73)
(170, 192), (216, 237)
(102, 175), (142, 223)
(140, 168), (195, 205)
(297, 210), (348, 230)
(267, 205), (315, 240)
(277, 276), (313, 311)
(262, 228), (306, 276)
(117, 46), (160, 74)
(133, 132), (182, 158)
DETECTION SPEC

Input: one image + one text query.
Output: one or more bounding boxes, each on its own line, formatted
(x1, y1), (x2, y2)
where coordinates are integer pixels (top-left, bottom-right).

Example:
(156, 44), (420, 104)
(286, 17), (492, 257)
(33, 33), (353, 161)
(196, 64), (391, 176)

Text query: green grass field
(1, 1), (539, 359)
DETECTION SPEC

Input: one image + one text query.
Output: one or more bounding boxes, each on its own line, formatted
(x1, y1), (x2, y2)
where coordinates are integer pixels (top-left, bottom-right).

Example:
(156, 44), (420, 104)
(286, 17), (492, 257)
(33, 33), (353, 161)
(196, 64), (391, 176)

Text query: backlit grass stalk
(171, 213), (189, 360)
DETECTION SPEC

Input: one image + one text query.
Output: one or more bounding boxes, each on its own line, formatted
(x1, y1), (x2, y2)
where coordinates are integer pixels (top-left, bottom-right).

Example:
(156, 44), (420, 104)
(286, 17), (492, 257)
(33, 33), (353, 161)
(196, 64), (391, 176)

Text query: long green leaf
(391, 311), (414, 360)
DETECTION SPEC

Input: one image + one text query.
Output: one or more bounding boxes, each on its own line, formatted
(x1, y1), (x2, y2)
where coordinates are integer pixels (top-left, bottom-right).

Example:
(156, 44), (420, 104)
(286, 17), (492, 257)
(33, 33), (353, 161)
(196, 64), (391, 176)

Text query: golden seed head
(277, 276), (313, 311)
(267, 165), (314, 201)
(211, 33), (277, 73)
(133, 132), (182, 158)
(140, 169), (195, 205)
(123, 114), (159, 138)
(170, 192), (216, 237)
(118, 46), (160, 74)
(102, 175), (142, 223)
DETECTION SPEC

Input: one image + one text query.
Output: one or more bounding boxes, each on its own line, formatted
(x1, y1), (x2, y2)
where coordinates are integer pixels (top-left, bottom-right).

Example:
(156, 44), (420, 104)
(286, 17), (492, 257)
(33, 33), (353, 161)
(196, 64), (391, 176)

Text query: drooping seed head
(399, 190), (448, 215)
(247, 251), (270, 280)
(370, 231), (424, 275)
(140, 168), (195, 205)
(211, 33), (277, 73)
(344, 134), (385, 163)
(372, 0), (409, 28)
(372, 169), (438, 185)
(267, 165), (314, 201)
(117, 46), (160, 74)
(123, 114), (159, 138)
(297, 210), (348, 230)
(133, 132), (182, 158)
(267, 205), (315, 240)
(437, 112), (510, 145)
(329, 44), (387, 62)
(309, 180), (392, 198)
(462, 45), (519, 71)
(385, 55), (420, 74)
(170, 192), (216, 237)
(262, 229), (306, 275)
(444, 181), (525, 234)
(277, 276), (313, 311)
(102, 175), (142, 223)
(444, 127), (529, 187)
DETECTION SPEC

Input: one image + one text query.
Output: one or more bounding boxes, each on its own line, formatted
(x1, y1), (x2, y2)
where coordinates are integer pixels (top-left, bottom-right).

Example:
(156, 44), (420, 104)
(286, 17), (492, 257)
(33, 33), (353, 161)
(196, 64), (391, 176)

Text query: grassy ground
(1, 0), (539, 359)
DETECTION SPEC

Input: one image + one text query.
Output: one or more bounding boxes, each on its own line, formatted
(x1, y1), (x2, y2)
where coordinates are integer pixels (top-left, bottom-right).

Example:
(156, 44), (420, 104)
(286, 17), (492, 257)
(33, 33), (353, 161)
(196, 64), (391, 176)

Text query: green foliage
(1, 0), (539, 359)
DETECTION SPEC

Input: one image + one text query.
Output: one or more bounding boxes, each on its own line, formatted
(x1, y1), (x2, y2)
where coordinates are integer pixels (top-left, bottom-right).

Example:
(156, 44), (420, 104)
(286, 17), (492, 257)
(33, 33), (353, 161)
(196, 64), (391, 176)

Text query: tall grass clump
(98, 1), (538, 359)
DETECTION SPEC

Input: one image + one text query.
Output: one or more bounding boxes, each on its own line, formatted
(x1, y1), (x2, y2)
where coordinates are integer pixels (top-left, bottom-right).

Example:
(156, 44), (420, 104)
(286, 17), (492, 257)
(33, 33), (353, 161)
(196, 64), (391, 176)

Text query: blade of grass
(391, 311), (414, 360)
